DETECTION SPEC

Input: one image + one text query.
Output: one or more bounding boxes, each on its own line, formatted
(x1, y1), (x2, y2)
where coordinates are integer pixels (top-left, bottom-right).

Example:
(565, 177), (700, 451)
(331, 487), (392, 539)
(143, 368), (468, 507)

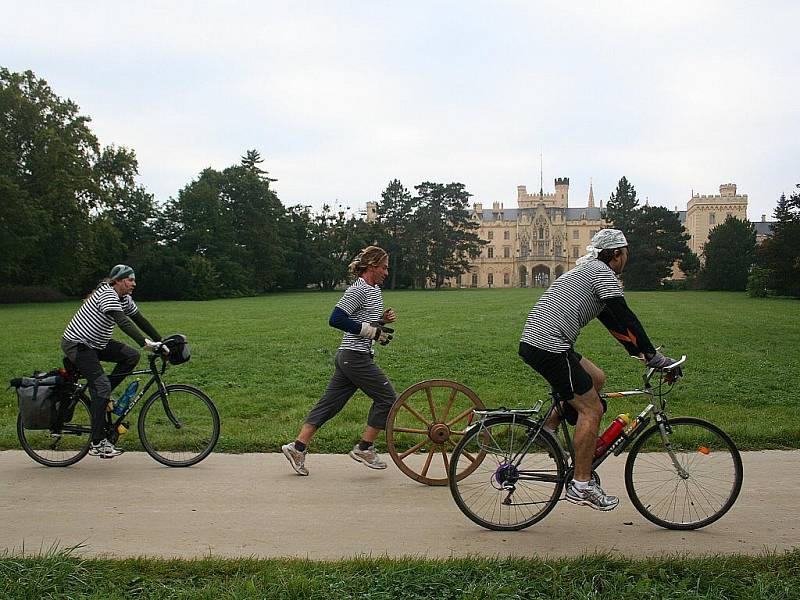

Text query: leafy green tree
(679, 250), (701, 278)
(0, 68), (150, 295)
(376, 179), (414, 289)
(241, 149), (277, 186)
(756, 187), (800, 297)
(623, 205), (690, 290)
(413, 182), (486, 289)
(701, 216), (756, 291)
(604, 176), (639, 232)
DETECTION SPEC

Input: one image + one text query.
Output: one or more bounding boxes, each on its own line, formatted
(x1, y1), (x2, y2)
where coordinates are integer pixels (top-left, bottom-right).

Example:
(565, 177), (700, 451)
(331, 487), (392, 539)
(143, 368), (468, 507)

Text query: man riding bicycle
(61, 264), (167, 459)
(519, 229), (678, 510)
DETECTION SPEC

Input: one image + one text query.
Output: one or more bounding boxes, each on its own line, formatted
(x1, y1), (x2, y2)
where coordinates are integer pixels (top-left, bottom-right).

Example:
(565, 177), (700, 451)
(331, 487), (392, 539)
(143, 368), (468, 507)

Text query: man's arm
(130, 312), (161, 341)
(329, 306), (361, 335)
(597, 296), (656, 358)
(109, 310), (146, 347)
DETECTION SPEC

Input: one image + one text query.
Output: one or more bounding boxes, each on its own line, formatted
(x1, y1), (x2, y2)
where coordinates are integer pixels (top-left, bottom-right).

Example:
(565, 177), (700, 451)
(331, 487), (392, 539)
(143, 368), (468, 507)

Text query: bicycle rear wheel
(17, 395), (92, 467)
(138, 384), (220, 467)
(625, 416), (743, 530)
(449, 416), (565, 531)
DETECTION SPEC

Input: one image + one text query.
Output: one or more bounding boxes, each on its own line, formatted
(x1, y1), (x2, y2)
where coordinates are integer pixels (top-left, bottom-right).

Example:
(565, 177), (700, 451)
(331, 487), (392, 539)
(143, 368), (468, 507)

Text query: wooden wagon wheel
(386, 379), (486, 486)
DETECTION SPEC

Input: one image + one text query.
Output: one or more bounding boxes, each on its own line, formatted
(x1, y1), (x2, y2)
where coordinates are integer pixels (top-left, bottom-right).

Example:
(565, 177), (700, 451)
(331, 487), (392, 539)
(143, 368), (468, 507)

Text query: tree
(623, 205), (690, 290)
(756, 187), (800, 297)
(413, 182), (486, 289)
(604, 176), (639, 232)
(376, 179), (414, 289)
(679, 250), (701, 278)
(701, 216), (756, 291)
(241, 149), (277, 186)
(0, 68), (150, 295)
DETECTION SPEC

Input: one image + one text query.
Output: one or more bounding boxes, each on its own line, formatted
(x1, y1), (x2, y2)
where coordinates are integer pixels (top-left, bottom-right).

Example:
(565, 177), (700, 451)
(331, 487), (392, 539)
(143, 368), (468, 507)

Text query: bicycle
(447, 356), (744, 531)
(16, 348), (220, 468)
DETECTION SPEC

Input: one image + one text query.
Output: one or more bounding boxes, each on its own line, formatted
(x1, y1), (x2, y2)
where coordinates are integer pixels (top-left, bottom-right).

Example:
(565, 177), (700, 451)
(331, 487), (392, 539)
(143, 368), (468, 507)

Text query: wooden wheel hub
(428, 423), (451, 444)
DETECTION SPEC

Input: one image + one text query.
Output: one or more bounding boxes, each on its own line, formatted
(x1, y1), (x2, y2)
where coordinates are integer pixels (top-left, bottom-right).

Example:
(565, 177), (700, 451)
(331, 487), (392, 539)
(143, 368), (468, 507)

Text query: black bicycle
(448, 356), (743, 531)
(17, 349), (220, 468)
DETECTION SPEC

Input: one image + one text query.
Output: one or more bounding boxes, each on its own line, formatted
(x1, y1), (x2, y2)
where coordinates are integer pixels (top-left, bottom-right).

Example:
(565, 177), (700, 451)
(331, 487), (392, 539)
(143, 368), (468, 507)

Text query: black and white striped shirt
(336, 278), (384, 354)
(63, 282), (139, 350)
(521, 260), (623, 352)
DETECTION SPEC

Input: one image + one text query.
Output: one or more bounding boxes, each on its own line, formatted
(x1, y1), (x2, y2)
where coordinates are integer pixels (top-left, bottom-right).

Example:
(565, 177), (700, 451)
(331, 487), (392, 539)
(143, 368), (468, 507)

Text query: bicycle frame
(470, 356), (688, 486)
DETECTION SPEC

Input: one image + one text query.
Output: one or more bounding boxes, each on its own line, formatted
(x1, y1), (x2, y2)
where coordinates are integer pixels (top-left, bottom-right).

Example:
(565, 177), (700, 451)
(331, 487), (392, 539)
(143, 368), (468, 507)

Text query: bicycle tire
(17, 395), (92, 467)
(449, 415), (566, 531)
(625, 416), (743, 530)
(138, 384), (220, 467)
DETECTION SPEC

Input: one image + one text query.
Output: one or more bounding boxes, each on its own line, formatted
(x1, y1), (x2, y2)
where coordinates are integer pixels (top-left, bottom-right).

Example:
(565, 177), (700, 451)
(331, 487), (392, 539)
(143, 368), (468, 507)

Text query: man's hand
(382, 307), (397, 323)
(359, 320), (395, 345)
(144, 339), (169, 355)
(646, 351), (678, 371)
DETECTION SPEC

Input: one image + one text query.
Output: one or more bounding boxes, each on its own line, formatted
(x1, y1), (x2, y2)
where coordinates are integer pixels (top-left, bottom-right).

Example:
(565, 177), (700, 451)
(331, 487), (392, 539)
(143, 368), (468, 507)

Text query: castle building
(459, 179), (771, 288)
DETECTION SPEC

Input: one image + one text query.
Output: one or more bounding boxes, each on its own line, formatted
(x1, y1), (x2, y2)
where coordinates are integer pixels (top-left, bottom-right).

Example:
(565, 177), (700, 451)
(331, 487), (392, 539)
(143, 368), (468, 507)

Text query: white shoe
(348, 445), (387, 470)
(88, 439), (123, 459)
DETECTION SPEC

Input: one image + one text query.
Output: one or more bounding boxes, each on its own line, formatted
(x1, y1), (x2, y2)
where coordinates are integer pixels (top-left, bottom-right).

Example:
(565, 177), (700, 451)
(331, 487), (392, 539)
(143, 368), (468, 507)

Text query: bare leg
(296, 423), (318, 446)
(360, 425), (381, 445)
(545, 357), (605, 434)
(567, 389), (604, 481)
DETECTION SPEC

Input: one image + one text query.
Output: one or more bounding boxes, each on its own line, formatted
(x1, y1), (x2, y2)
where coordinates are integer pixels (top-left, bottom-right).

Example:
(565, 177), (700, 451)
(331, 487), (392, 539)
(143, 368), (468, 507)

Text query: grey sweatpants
(305, 350), (397, 430)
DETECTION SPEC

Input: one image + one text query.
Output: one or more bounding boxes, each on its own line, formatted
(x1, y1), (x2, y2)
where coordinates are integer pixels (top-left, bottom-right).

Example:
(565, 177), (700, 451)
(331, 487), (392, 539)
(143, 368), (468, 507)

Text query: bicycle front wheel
(138, 384), (220, 467)
(625, 416), (743, 530)
(17, 395), (92, 467)
(449, 416), (565, 531)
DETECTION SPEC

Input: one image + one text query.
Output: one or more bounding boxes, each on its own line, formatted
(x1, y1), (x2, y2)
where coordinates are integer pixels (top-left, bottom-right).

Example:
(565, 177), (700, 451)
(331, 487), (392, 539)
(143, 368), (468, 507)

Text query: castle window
(488, 230), (493, 240)
(538, 226), (544, 239)
(487, 273), (494, 287)
(573, 229), (580, 240)
(503, 246), (510, 258)
(504, 273), (510, 286)
(471, 273), (478, 287)
(487, 247), (494, 258)
(709, 213), (716, 225)
(573, 246), (580, 258)
(504, 230), (510, 240)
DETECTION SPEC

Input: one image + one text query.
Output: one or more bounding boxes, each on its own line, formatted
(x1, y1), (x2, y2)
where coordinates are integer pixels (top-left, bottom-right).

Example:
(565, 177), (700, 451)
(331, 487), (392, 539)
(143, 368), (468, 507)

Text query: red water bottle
(594, 414), (631, 457)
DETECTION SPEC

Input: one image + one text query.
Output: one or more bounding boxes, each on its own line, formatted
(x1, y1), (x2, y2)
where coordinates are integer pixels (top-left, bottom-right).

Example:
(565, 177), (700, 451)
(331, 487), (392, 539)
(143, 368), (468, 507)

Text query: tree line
(2, 67), (797, 301)
(1, 68), (483, 301)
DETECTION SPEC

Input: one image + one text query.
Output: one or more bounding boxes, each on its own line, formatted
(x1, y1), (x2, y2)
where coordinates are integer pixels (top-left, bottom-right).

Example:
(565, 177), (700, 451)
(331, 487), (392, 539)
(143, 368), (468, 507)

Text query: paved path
(0, 450), (796, 560)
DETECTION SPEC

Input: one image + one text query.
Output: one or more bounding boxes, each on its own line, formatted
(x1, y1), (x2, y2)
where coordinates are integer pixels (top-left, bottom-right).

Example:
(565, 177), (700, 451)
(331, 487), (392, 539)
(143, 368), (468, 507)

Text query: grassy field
(1, 548), (798, 599)
(1, 289), (798, 452)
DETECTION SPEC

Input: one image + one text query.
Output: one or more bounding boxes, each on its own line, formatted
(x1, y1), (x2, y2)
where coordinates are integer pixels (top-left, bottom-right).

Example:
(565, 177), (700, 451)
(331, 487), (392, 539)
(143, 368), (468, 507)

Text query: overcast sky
(3, 1), (798, 220)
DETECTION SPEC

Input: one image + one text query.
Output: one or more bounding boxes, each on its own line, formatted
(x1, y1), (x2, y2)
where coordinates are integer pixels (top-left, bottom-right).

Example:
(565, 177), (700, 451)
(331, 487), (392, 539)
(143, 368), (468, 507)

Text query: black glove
(359, 319), (394, 345)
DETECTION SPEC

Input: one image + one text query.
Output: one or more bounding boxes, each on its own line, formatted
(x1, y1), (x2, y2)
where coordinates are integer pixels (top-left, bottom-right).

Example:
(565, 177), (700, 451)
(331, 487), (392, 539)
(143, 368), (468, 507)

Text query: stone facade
(684, 183), (748, 257)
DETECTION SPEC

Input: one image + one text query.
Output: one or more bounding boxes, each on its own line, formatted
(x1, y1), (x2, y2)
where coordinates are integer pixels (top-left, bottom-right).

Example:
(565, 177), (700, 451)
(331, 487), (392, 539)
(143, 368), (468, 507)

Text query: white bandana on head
(575, 229), (628, 266)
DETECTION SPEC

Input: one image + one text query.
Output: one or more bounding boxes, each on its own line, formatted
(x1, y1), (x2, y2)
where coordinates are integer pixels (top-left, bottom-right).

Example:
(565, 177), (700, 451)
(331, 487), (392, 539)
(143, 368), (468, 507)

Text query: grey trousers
(305, 350), (397, 430)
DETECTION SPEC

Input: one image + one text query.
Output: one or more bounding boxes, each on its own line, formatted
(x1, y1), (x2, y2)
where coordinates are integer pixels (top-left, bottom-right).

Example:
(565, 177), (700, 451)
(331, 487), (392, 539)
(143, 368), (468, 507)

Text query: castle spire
(588, 178), (595, 208)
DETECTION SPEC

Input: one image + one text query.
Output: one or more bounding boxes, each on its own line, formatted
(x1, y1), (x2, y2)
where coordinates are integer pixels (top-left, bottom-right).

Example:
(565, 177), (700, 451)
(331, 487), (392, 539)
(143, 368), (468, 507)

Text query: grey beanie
(109, 264), (135, 280)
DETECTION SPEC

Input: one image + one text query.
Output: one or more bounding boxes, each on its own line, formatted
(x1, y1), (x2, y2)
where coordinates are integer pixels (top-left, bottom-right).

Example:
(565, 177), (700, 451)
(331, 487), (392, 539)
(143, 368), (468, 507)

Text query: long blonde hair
(348, 246), (388, 279)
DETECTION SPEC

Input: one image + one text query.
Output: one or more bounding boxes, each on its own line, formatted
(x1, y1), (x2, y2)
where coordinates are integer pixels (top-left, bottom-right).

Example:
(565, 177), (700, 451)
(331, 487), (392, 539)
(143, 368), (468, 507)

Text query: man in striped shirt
(282, 246), (397, 476)
(62, 264), (165, 458)
(519, 229), (678, 511)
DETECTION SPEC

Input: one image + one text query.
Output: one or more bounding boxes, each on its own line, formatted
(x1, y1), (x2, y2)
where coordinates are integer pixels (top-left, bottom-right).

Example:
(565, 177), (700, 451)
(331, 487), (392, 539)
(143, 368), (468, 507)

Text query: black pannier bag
(163, 334), (190, 365)
(11, 373), (63, 430)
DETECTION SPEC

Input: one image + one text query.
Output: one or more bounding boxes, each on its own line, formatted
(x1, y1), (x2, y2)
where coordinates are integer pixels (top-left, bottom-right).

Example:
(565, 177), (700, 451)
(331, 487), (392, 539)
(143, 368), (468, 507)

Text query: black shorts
(518, 342), (605, 425)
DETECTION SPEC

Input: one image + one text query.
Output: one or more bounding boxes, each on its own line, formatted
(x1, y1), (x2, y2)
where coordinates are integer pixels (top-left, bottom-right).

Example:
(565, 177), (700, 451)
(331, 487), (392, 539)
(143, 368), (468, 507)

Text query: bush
(747, 267), (771, 297)
(0, 286), (69, 304)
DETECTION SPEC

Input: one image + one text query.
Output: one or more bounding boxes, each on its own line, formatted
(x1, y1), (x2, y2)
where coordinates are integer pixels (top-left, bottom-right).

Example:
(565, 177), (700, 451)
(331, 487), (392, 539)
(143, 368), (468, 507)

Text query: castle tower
(588, 180), (595, 208)
(554, 177), (569, 208)
(685, 183), (748, 256)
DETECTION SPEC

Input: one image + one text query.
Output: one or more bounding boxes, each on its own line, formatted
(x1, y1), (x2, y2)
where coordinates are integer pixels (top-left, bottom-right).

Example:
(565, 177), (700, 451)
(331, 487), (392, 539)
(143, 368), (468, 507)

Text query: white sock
(572, 479), (590, 491)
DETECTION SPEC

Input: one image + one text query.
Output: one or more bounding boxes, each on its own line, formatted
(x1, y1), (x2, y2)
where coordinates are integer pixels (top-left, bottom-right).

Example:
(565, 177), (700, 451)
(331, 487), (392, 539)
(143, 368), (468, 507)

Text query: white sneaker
(88, 439), (123, 459)
(281, 442), (309, 476)
(348, 444), (387, 470)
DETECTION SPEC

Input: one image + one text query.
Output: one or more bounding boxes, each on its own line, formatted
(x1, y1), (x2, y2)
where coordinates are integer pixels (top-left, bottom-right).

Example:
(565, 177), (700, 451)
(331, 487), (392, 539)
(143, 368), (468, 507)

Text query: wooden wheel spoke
(401, 402), (430, 426)
(420, 446), (436, 477)
(425, 388), (437, 422)
(446, 407), (474, 428)
(399, 438), (429, 460)
(392, 427), (429, 435)
(439, 446), (450, 472)
(440, 387), (458, 422)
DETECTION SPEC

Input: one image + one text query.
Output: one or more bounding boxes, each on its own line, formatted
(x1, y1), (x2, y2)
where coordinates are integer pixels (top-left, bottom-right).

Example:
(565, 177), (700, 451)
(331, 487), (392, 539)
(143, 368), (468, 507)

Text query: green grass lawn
(2, 548), (799, 600)
(1, 290), (798, 452)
